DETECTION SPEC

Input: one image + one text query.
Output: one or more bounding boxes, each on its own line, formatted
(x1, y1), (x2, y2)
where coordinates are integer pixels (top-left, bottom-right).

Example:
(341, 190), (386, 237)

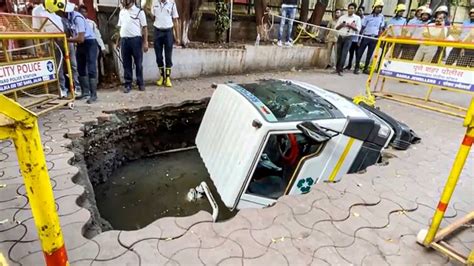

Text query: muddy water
(94, 149), (235, 230)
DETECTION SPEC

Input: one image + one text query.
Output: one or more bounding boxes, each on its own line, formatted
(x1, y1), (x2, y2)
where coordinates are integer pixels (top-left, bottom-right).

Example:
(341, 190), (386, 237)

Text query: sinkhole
(69, 99), (235, 237)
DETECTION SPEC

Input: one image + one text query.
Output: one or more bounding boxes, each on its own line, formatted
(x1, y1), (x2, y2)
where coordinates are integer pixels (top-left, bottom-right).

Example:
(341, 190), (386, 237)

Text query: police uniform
(117, 4), (147, 92)
(65, 3), (98, 103)
(151, 0), (179, 87)
(354, 12), (385, 74)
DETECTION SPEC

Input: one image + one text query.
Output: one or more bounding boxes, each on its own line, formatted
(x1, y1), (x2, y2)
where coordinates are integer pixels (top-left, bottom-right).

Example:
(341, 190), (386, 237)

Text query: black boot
(87, 78), (98, 104)
(76, 76), (90, 100)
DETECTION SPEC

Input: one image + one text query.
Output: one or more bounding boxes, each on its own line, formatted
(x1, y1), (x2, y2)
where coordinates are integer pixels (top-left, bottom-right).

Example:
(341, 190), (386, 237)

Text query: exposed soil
(68, 99), (210, 237)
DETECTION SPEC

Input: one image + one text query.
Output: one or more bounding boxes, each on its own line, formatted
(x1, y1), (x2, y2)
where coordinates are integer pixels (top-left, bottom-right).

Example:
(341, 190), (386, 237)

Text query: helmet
(421, 8), (432, 16)
(395, 4), (406, 13)
(469, 8), (474, 14)
(372, 0), (384, 8)
(45, 0), (66, 12)
(416, 6), (425, 11)
(435, 5), (448, 15)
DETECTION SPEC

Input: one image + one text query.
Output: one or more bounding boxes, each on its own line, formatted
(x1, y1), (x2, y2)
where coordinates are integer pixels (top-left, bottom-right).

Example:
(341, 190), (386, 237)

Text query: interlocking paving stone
(0, 71), (472, 265)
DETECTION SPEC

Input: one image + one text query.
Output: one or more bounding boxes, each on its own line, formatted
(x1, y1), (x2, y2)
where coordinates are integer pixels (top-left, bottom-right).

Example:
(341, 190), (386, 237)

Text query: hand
(143, 41), (149, 53)
(101, 49), (107, 55)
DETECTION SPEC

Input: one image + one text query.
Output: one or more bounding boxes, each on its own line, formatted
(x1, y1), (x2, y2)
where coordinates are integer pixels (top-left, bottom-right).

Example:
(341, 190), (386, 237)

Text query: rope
(19, 42), (64, 98)
(264, 10), (379, 41)
(1, 41), (50, 53)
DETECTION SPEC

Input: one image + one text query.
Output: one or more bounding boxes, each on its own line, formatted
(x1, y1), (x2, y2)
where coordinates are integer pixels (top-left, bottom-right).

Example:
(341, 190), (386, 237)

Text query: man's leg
(326, 41), (335, 68)
(286, 7), (296, 44)
(346, 42), (357, 69)
(339, 37), (352, 75)
(132, 37), (145, 90)
(354, 37), (369, 74)
(155, 28), (166, 86)
(54, 42), (67, 97)
(85, 40), (98, 103)
(68, 43), (81, 93)
(121, 38), (133, 92)
(76, 43), (90, 100)
(278, 7), (288, 44)
(164, 29), (174, 87)
(335, 36), (344, 72)
(363, 39), (377, 73)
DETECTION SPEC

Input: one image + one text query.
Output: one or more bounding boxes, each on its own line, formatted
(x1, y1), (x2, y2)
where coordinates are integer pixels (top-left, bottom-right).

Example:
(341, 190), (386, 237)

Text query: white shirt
(336, 14), (361, 37)
(151, 0), (179, 29)
(32, 4), (64, 33)
(117, 5), (147, 38)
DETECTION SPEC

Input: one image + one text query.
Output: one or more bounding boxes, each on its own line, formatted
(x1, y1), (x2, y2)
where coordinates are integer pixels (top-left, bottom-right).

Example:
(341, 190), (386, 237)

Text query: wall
(113, 44), (327, 82)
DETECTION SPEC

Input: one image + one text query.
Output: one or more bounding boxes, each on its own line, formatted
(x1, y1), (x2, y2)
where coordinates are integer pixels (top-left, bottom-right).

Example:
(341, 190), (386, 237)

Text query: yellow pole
(1, 95), (68, 265)
(423, 98), (474, 246)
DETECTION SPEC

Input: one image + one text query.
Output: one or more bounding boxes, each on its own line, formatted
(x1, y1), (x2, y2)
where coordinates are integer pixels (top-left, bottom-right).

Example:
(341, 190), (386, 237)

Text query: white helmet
(421, 8), (432, 16)
(435, 5), (448, 15)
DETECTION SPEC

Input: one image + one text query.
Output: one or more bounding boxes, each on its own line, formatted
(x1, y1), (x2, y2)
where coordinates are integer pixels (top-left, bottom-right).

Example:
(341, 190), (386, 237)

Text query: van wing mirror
(297, 122), (333, 144)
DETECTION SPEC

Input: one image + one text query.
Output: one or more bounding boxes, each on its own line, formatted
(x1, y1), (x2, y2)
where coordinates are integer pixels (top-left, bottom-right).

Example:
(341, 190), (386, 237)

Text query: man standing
(79, 5), (107, 83)
(32, 0), (69, 97)
(345, 6), (364, 70)
(387, 4), (407, 58)
(408, 6), (425, 25)
(152, 0), (179, 87)
(446, 8), (474, 66)
(334, 3), (361, 76)
(414, 11), (447, 63)
(52, 2), (98, 103)
(277, 0), (297, 47)
(325, 8), (341, 69)
(117, 0), (148, 93)
(354, 0), (385, 75)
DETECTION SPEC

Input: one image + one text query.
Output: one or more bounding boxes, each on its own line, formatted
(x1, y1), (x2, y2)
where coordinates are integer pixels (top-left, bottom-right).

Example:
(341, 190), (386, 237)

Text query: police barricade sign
(363, 24), (474, 118)
(0, 12), (75, 115)
(0, 59), (57, 92)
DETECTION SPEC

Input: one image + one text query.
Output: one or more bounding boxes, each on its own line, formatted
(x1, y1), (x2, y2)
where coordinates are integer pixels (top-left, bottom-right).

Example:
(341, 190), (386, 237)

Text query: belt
(122, 36), (142, 39)
(155, 27), (172, 32)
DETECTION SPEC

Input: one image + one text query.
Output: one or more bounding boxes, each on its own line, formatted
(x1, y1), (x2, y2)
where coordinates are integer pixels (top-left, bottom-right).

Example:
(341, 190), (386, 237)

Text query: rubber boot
(156, 67), (165, 86)
(165, 68), (172, 87)
(87, 78), (98, 104)
(76, 76), (90, 100)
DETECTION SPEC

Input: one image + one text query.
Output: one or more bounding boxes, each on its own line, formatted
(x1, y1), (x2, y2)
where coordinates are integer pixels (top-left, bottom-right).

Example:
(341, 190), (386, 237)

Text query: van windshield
(235, 80), (344, 122)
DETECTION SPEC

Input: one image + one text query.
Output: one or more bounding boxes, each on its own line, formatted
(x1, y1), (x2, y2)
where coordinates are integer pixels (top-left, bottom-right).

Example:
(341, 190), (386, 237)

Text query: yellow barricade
(355, 24), (474, 118)
(0, 12), (75, 116)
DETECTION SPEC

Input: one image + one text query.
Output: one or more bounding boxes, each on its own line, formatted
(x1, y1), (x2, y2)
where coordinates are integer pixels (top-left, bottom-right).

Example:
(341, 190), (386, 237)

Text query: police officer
(50, 1), (98, 103)
(117, 0), (148, 93)
(151, 0), (179, 87)
(354, 0), (385, 75)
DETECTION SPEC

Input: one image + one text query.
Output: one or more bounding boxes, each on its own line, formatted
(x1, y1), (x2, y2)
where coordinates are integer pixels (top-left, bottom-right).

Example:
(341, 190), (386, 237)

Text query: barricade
(416, 98), (474, 264)
(355, 24), (474, 118)
(0, 12), (75, 116)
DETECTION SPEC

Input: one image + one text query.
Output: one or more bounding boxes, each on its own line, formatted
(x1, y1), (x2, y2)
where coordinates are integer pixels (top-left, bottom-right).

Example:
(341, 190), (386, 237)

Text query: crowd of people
(32, 0), (179, 104)
(323, 1), (474, 76)
(26, 0), (473, 103)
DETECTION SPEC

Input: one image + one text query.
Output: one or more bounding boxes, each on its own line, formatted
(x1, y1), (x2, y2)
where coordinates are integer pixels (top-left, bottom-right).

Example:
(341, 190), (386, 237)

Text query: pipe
(200, 181), (219, 222)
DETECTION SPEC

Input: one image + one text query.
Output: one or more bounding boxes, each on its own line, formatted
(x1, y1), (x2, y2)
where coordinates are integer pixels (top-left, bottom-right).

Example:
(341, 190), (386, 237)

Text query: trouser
(77, 39), (98, 78)
(68, 43), (81, 91)
(355, 36), (378, 71)
(347, 41), (358, 68)
(121, 36), (144, 87)
(414, 45), (437, 63)
(336, 36), (353, 72)
(278, 6), (297, 42)
(326, 41), (336, 67)
(154, 27), (174, 68)
(392, 44), (403, 59)
(54, 40), (67, 96)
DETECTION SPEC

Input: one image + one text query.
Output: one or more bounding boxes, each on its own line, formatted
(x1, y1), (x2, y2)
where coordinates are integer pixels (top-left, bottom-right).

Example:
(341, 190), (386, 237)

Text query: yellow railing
(354, 25), (474, 118)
